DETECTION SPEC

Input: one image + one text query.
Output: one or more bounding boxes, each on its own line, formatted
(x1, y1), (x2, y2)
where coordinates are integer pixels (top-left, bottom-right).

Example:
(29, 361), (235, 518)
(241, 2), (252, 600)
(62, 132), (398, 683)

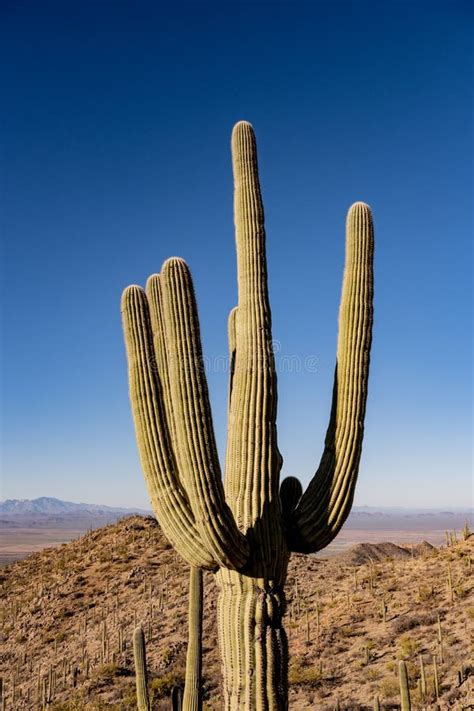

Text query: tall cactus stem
(183, 567), (203, 711)
(433, 654), (439, 699)
(399, 660), (411, 711)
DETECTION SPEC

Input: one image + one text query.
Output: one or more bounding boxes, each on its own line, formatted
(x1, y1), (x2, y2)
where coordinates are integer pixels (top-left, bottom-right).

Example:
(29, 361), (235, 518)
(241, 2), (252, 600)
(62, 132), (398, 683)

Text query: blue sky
(2, 1), (472, 508)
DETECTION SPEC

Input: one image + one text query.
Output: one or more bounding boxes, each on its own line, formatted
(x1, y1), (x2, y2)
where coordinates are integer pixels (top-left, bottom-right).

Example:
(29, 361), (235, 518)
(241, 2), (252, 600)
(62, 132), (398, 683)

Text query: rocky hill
(1, 516), (472, 709)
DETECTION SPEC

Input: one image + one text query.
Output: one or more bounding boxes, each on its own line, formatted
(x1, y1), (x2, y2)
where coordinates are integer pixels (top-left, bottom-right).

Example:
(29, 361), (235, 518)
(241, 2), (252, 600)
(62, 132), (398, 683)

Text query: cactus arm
(183, 566), (203, 711)
(148, 273), (242, 572)
(288, 202), (374, 553)
(146, 274), (179, 463)
(225, 121), (284, 575)
(121, 285), (215, 569)
(133, 625), (150, 711)
(159, 257), (249, 570)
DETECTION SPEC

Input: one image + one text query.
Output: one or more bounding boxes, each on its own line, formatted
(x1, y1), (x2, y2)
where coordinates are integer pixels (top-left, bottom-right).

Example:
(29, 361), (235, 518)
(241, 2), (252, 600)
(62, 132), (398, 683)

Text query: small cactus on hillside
(133, 625), (150, 711)
(462, 520), (471, 541)
(399, 660), (411, 711)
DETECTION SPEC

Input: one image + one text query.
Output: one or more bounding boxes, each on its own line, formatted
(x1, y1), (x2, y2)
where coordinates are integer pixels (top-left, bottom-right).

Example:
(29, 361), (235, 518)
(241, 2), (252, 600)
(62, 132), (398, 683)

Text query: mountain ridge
(0, 496), (151, 516)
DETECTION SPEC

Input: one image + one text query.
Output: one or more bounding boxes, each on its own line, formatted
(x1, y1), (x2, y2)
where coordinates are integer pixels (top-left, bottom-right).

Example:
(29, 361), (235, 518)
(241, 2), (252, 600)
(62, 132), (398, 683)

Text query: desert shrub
(50, 692), (129, 710)
(150, 672), (184, 697)
(288, 658), (322, 686)
(466, 606), (474, 621)
(94, 663), (123, 681)
(365, 667), (381, 681)
(379, 675), (399, 699)
(418, 585), (434, 601)
(121, 687), (138, 708)
(397, 634), (420, 659)
(339, 625), (357, 638)
(392, 611), (436, 635)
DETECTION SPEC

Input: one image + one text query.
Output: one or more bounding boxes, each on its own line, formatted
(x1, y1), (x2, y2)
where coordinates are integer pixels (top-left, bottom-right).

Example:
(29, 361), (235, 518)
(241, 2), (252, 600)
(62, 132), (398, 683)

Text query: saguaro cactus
(133, 625), (150, 711)
(121, 121), (374, 709)
(399, 660), (411, 711)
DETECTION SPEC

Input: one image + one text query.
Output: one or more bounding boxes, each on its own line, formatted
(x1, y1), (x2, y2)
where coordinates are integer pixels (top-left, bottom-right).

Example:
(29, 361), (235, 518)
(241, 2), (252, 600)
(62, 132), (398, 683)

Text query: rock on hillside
(1, 516), (472, 709)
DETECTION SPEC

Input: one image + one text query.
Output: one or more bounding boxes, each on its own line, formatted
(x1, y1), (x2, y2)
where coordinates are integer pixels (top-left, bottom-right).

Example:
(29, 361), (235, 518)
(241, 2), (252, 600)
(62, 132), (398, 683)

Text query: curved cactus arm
(121, 285), (215, 569)
(159, 257), (249, 570)
(288, 202), (374, 553)
(225, 122), (284, 570)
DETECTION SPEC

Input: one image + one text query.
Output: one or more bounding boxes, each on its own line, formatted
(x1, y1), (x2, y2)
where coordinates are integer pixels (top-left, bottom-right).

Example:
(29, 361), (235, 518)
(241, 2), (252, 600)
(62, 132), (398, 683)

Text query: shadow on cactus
(121, 121), (374, 709)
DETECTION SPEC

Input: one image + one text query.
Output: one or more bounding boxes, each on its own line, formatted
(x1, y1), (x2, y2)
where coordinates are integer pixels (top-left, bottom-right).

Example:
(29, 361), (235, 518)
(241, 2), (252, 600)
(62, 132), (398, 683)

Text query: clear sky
(2, 1), (472, 509)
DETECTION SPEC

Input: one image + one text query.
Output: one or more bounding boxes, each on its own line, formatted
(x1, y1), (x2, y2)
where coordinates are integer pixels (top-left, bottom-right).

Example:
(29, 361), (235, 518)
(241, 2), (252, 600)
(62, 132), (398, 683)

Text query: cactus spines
(121, 121), (374, 709)
(183, 567), (203, 711)
(133, 625), (150, 711)
(399, 660), (411, 711)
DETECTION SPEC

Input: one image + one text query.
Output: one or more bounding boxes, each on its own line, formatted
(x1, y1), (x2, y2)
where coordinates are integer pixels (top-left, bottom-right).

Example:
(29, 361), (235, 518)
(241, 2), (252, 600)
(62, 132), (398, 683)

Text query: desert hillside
(1, 516), (472, 709)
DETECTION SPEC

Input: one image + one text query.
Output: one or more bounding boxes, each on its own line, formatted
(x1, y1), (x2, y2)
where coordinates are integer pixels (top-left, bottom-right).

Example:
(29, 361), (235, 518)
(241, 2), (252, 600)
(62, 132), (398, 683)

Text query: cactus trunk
(217, 572), (287, 710)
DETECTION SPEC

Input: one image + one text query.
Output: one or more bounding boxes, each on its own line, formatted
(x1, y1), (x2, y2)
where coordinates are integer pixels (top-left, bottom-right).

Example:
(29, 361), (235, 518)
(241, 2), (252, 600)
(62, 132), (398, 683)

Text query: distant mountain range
(1, 497), (471, 527)
(0, 497), (150, 517)
(0, 497), (472, 565)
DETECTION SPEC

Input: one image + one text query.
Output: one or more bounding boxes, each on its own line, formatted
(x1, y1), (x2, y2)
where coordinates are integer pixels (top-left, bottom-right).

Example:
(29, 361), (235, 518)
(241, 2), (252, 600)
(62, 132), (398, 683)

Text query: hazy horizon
(1, 494), (472, 515)
(2, 2), (472, 510)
